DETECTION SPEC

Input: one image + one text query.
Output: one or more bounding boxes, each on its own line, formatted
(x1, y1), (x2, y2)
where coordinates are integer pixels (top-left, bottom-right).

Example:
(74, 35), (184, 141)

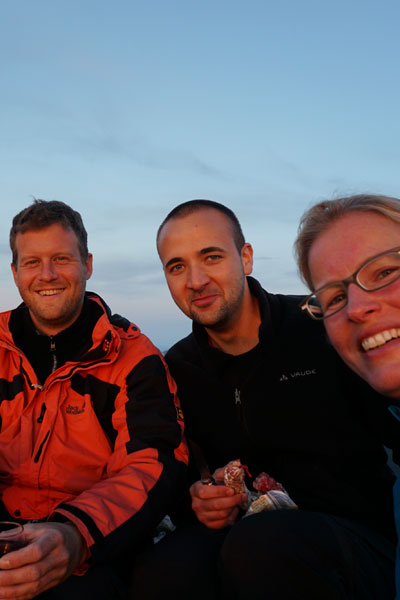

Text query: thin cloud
(71, 130), (226, 179)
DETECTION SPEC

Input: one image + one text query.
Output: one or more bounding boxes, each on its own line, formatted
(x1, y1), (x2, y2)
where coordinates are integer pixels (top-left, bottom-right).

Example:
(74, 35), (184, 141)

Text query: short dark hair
(10, 199), (88, 266)
(157, 199), (245, 253)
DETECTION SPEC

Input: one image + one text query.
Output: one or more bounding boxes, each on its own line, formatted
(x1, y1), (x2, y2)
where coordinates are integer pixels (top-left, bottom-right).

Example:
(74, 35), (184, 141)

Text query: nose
(186, 264), (210, 290)
(345, 283), (381, 322)
(38, 260), (58, 281)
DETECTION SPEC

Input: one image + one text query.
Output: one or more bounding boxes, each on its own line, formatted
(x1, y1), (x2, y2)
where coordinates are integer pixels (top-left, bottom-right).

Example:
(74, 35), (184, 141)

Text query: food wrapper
(223, 460), (298, 517)
(244, 489), (298, 516)
(223, 459), (252, 509)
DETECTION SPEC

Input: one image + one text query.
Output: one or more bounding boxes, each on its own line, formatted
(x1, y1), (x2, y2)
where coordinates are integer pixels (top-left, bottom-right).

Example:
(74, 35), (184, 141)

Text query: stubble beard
(189, 280), (245, 331)
(32, 299), (84, 332)
(23, 279), (87, 335)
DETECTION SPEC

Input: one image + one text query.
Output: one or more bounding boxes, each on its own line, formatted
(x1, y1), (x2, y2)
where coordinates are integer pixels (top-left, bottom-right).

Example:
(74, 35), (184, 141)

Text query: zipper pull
(37, 403), (47, 423)
(31, 383), (43, 391)
(49, 337), (57, 372)
(234, 388), (241, 405)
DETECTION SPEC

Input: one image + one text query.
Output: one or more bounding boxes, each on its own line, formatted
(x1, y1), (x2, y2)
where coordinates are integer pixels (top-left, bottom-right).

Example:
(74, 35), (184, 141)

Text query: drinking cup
(0, 522), (26, 556)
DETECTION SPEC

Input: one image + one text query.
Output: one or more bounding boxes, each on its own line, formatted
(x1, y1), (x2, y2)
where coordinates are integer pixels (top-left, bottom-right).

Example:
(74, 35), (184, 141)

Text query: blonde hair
(294, 194), (400, 290)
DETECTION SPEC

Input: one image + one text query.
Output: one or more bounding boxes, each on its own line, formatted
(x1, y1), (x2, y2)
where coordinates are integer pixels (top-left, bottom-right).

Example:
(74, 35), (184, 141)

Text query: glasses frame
(300, 245), (400, 320)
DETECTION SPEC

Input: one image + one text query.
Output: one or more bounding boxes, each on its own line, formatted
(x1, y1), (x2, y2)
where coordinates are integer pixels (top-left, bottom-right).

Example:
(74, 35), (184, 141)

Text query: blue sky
(1, 0), (399, 350)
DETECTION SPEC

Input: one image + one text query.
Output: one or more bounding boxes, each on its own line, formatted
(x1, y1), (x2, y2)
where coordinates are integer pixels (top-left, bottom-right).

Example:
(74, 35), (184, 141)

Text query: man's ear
(241, 243), (253, 275)
(85, 253), (93, 280)
(11, 263), (18, 286)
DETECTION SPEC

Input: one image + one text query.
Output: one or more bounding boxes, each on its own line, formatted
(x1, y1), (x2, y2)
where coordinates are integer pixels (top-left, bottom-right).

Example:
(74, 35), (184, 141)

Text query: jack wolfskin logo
(103, 339), (111, 352)
(66, 401), (86, 415)
(280, 369), (316, 382)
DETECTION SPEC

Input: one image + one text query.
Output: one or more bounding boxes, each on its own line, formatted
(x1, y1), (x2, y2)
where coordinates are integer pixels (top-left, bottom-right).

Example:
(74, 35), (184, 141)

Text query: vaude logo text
(280, 369), (316, 382)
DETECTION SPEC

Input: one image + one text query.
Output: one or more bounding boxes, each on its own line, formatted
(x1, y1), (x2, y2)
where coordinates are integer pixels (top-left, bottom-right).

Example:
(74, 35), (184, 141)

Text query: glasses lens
(358, 250), (400, 291)
(313, 284), (347, 319)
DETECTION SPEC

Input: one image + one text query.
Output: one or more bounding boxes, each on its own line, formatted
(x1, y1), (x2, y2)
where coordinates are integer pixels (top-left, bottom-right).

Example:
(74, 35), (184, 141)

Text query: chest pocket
(70, 373), (120, 447)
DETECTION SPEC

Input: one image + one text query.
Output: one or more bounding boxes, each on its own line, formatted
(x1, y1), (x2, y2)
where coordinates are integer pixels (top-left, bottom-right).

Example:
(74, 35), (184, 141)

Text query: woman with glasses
(295, 193), (400, 598)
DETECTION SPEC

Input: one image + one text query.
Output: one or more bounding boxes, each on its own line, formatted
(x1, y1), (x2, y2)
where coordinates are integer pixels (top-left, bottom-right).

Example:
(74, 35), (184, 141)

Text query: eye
(54, 256), (70, 264)
(326, 292), (347, 309)
(376, 266), (400, 281)
(205, 254), (222, 262)
(22, 258), (39, 268)
(318, 287), (347, 314)
(168, 263), (184, 274)
(362, 253), (400, 287)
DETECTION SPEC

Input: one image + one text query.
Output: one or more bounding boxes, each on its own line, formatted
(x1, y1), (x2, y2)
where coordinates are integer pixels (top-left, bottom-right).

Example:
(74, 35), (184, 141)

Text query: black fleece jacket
(166, 277), (399, 540)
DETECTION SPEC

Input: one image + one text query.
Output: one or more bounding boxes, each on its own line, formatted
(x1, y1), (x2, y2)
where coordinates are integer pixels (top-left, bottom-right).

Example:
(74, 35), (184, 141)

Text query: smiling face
(157, 208), (253, 330)
(12, 223), (93, 336)
(308, 210), (400, 399)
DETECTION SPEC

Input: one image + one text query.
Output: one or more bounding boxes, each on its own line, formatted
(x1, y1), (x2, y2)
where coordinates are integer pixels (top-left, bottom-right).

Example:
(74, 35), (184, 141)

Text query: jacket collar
(9, 292), (118, 364)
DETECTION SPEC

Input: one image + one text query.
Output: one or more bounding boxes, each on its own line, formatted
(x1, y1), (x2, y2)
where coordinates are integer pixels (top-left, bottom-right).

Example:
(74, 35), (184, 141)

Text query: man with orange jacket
(0, 199), (187, 599)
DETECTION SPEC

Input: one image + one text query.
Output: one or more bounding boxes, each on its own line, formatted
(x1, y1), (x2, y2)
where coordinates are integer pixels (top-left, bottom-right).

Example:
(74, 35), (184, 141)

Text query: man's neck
(15, 298), (94, 384)
(29, 302), (85, 338)
(205, 286), (261, 356)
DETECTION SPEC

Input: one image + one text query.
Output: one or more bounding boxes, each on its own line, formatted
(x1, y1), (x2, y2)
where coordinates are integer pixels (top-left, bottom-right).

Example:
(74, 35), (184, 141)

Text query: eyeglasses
(300, 246), (400, 320)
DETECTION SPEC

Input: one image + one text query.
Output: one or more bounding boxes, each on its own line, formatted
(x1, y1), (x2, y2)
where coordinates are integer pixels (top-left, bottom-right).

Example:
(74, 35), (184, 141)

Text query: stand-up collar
(192, 276), (276, 358)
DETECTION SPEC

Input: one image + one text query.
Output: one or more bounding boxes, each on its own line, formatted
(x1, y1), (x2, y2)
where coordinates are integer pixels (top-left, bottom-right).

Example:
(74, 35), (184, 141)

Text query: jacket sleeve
(51, 349), (188, 563)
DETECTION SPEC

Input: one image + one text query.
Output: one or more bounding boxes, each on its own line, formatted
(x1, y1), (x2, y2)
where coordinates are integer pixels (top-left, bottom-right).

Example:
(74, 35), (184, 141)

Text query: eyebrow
(164, 246), (226, 270)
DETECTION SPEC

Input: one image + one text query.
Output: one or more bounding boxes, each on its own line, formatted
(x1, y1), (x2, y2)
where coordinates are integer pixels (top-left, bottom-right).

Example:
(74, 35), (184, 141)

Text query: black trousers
(36, 560), (130, 600)
(130, 510), (396, 600)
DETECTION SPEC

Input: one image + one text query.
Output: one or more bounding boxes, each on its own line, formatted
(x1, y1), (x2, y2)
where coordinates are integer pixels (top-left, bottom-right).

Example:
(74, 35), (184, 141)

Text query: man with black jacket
(131, 199), (398, 599)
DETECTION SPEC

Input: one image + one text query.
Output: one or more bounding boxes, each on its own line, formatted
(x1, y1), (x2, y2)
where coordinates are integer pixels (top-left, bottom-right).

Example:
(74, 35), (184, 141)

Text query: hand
(0, 521), (88, 599)
(190, 466), (248, 529)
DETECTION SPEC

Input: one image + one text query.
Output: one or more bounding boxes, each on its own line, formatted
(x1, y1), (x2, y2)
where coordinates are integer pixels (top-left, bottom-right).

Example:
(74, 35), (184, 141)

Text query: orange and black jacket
(0, 293), (187, 564)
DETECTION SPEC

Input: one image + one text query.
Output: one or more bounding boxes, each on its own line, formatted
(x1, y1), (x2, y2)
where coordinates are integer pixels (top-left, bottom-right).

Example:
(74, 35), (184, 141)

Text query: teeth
(39, 290), (61, 296)
(362, 328), (400, 351)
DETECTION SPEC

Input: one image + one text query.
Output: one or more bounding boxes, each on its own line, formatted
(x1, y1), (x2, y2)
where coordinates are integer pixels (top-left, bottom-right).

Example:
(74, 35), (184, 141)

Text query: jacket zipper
(50, 337), (57, 373)
(234, 387), (243, 422)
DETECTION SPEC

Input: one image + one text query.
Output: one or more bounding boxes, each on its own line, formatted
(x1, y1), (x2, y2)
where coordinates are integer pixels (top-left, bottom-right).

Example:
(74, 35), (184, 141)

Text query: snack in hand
(223, 459), (253, 509)
(223, 460), (298, 517)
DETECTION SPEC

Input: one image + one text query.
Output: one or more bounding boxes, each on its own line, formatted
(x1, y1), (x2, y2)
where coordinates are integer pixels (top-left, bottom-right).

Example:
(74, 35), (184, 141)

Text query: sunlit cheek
(15, 274), (30, 290)
(382, 282), (400, 308)
(166, 278), (182, 302)
(324, 317), (349, 354)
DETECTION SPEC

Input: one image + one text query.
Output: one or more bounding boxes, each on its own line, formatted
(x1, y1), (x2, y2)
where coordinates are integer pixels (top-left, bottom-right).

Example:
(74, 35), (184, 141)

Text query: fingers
(0, 522), (87, 599)
(195, 506), (241, 529)
(0, 560), (63, 600)
(190, 479), (247, 529)
(212, 467), (226, 483)
(190, 480), (235, 500)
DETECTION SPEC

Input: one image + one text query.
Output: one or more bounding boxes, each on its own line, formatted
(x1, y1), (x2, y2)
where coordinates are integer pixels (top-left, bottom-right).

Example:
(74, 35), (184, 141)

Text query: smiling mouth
(38, 289), (64, 296)
(361, 328), (400, 352)
(192, 295), (217, 307)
